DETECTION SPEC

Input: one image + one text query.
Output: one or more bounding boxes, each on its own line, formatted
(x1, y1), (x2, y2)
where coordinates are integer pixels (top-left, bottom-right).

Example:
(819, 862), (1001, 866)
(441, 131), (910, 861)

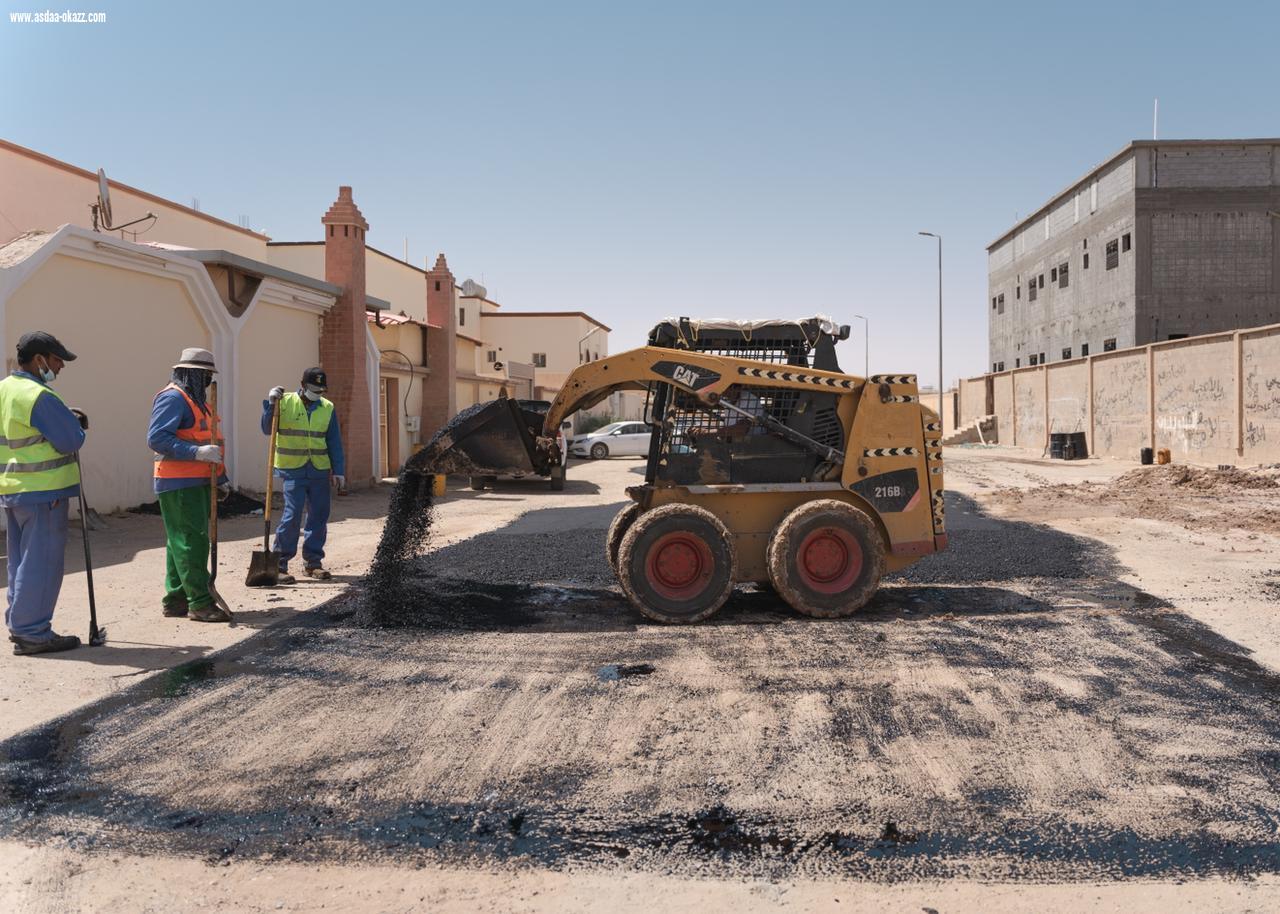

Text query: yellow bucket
(1156, 448), (1171, 465)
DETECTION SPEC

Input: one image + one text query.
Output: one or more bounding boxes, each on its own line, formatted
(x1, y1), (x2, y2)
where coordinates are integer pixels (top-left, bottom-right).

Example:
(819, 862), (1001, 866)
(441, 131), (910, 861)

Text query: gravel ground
(4, 464), (1279, 887)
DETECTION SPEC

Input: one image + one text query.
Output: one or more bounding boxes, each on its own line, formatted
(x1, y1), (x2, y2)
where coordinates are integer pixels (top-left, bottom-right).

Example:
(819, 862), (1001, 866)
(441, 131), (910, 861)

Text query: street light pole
(918, 231), (943, 424)
(852, 314), (869, 379)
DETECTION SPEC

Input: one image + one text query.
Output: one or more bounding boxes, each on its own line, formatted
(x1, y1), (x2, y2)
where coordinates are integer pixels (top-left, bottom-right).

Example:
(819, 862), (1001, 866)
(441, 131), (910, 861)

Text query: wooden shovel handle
(264, 401), (279, 549)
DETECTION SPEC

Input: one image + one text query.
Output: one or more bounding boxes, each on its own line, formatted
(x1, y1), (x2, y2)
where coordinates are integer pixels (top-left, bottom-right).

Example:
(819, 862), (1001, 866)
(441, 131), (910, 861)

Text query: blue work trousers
(273, 476), (331, 571)
(5, 499), (70, 641)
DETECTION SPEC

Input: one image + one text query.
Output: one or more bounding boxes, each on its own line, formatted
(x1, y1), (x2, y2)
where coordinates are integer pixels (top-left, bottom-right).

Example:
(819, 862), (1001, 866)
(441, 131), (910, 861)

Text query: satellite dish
(96, 169), (114, 229)
(492, 361), (505, 372)
(90, 166), (155, 235)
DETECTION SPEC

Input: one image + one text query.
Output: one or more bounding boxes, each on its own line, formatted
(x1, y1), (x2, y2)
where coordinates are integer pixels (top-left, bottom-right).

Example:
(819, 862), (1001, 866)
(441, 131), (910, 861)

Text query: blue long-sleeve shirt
(261, 393), (345, 479)
(147, 387), (227, 493)
(0, 371), (86, 507)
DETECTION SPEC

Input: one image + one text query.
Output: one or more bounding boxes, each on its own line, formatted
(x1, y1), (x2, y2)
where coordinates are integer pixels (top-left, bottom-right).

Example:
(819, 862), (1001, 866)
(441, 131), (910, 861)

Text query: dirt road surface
(3, 450), (1280, 911)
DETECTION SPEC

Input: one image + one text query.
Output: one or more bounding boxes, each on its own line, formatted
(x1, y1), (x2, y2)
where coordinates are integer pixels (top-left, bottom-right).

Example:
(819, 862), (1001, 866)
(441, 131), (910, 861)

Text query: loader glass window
(532, 353), (547, 368)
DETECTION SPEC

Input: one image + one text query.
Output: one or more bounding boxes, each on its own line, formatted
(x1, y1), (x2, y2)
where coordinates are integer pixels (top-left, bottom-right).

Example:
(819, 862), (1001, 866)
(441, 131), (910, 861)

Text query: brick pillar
(320, 186), (374, 486)
(422, 253), (457, 440)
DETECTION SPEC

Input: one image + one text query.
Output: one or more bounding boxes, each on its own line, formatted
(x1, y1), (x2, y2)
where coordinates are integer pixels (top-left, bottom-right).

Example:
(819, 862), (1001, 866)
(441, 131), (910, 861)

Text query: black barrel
(1140, 447), (1154, 465)
(1063, 431), (1088, 460)
(1049, 432), (1068, 459)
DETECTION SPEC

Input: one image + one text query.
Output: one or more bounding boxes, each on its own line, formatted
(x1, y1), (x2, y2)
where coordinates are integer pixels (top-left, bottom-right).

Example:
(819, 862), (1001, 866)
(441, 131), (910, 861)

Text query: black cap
(16, 331), (76, 363)
(301, 367), (327, 392)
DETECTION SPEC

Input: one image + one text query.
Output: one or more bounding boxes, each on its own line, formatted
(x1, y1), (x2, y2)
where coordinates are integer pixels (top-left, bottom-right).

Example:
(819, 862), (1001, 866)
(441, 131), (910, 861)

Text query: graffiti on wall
(1092, 356), (1147, 456)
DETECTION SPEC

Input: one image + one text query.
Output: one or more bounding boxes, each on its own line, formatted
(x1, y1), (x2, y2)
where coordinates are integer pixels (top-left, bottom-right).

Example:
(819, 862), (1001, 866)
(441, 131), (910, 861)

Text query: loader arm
(540, 346), (868, 438)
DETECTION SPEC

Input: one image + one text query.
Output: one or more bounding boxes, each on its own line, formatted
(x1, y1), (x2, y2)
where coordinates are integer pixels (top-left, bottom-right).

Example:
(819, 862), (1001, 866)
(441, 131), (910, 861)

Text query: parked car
(569, 421), (651, 459)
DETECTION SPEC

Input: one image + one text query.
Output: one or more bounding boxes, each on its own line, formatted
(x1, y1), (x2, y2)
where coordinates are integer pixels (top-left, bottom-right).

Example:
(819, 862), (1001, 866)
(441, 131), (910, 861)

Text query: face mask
(36, 358), (55, 383)
(303, 386), (322, 402)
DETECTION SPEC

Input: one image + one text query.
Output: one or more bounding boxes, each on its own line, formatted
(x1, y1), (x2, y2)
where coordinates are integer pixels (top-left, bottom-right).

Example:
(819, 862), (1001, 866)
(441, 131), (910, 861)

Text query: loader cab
(643, 317), (852, 486)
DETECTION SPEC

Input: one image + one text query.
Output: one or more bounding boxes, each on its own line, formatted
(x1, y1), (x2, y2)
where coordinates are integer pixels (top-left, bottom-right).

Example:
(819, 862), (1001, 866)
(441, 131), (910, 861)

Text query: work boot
(162, 597), (189, 617)
(11, 632), (81, 656)
(188, 604), (233, 623)
(276, 572), (297, 585)
(303, 565), (332, 580)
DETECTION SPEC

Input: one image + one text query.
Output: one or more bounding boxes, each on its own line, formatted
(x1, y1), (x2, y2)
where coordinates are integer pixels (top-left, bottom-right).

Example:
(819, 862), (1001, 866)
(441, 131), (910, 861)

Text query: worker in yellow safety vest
(1, 332), (88, 655)
(264, 367), (345, 583)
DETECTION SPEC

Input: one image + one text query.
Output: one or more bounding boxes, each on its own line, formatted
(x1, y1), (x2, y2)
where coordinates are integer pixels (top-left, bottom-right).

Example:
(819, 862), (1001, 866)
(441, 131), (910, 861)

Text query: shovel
(73, 453), (106, 646)
(246, 399), (280, 587)
(206, 383), (233, 617)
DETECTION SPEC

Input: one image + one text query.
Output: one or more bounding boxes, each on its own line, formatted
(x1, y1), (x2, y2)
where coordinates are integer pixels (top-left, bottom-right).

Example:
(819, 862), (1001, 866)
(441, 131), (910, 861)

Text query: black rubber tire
(549, 472), (565, 491)
(590, 442), (609, 460)
(767, 499), (885, 618)
(616, 503), (736, 624)
(469, 476), (488, 491)
(606, 502), (643, 576)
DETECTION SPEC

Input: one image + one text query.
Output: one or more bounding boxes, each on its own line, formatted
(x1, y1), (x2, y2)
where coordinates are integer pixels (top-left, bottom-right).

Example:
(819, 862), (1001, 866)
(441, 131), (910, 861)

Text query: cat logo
(672, 365), (700, 388)
(651, 360), (722, 391)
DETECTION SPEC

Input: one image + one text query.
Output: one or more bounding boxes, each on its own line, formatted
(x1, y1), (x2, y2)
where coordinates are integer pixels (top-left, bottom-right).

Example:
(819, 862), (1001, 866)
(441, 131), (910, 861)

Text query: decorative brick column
(320, 186), (374, 486)
(422, 253), (457, 440)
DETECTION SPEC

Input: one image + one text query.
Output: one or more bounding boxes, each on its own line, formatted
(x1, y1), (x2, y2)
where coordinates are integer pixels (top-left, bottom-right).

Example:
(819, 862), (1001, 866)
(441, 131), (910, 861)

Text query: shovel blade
(246, 549), (281, 587)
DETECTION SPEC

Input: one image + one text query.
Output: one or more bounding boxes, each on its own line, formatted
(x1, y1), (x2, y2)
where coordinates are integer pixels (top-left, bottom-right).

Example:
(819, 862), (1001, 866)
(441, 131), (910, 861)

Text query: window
(1051, 267), (1057, 283)
(1106, 239), (1119, 270)
(1058, 262), (1069, 288)
(997, 293), (1005, 314)
(1083, 253), (1090, 270)
(434, 281), (441, 291)
(1038, 274), (1045, 289)
(1029, 354), (1038, 366)
(997, 361), (1005, 372)
(532, 353), (547, 368)
(1040, 352), (1045, 363)
(1103, 338), (1117, 352)
(1081, 343), (1089, 356)
(992, 296), (997, 310)
(458, 307), (466, 327)
(1016, 284), (1021, 300)
(1167, 333), (1188, 341)
(1082, 238), (1088, 250)
(1062, 347), (1072, 360)
(1015, 358), (1021, 368)
(1029, 281), (1038, 303)
(1122, 232), (1131, 253)
(486, 350), (497, 362)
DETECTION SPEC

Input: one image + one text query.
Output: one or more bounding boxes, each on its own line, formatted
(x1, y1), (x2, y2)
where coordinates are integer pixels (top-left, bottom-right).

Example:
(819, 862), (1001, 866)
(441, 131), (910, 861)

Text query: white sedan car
(569, 421), (651, 459)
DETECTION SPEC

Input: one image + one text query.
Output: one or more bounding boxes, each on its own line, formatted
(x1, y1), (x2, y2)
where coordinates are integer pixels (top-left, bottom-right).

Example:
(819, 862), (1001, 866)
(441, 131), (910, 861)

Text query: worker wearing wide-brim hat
(146, 348), (231, 622)
(263, 367), (345, 583)
(1, 332), (88, 656)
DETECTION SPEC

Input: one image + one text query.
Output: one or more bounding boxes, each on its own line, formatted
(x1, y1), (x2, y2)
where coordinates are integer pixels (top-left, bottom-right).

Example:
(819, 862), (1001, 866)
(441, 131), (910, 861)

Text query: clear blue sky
(4, 0), (1278, 385)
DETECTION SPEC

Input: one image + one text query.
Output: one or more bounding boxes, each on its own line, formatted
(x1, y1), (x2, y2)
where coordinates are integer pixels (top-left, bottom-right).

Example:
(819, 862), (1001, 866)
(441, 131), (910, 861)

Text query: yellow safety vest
(274, 392), (333, 471)
(0, 374), (81, 496)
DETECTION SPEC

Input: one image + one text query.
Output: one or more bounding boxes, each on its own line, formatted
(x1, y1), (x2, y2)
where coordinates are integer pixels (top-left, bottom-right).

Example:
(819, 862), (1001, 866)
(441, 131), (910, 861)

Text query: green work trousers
(158, 484), (213, 611)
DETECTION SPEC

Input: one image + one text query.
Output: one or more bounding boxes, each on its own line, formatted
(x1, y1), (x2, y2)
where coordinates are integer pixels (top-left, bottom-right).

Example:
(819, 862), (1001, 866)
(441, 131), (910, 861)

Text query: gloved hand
(217, 482), (232, 502)
(195, 444), (223, 463)
(331, 475), (346, 490)
(70, 407), (89, 430)
(268, 386), (285, 403)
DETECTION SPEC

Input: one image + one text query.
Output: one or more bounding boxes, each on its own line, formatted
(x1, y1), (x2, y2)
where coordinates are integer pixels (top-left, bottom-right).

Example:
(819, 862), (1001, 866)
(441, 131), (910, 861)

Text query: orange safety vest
(152, 383), (224, 480)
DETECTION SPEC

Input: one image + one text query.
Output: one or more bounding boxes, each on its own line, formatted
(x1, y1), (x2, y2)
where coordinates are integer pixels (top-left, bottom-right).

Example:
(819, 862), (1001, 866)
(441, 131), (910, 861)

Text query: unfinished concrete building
(987, 140), (1280, 372)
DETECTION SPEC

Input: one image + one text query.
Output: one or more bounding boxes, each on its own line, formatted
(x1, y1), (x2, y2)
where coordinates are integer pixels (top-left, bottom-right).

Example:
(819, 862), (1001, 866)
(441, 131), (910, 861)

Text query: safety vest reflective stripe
(0, 433), (48, 448)
(153, 384), (222, 480)
(4, 454), (78, 473)
(0, 374), (81, 496)
(274, 393), (332, 471)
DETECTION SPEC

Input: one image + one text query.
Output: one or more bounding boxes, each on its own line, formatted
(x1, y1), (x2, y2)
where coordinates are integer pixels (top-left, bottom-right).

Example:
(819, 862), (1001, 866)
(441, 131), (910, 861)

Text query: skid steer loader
(411, 316), (946, 624)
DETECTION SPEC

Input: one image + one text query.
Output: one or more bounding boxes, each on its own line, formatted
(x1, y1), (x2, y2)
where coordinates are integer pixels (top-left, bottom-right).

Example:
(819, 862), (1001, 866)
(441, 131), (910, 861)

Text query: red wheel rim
(796, 525), (862, 595)
(645, 531), (715, 601)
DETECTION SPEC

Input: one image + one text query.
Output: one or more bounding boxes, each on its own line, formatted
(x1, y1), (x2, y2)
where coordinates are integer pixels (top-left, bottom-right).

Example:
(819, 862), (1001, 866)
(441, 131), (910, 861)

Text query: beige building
(0, 137), (613, 492)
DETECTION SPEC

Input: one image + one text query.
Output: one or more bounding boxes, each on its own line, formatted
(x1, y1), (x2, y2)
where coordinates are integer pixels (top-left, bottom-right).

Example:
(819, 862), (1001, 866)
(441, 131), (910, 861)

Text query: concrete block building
(987, 140), (1280, 372)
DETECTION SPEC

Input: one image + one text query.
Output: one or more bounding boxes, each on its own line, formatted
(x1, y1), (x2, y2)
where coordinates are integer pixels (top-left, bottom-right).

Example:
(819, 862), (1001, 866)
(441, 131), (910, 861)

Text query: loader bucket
(407, 396), (547, 478)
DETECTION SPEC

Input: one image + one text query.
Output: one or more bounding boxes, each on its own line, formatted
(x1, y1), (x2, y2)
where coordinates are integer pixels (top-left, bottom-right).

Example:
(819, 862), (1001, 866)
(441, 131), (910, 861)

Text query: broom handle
(209, 382), (219, 579)
(264, 401), (279, 550)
